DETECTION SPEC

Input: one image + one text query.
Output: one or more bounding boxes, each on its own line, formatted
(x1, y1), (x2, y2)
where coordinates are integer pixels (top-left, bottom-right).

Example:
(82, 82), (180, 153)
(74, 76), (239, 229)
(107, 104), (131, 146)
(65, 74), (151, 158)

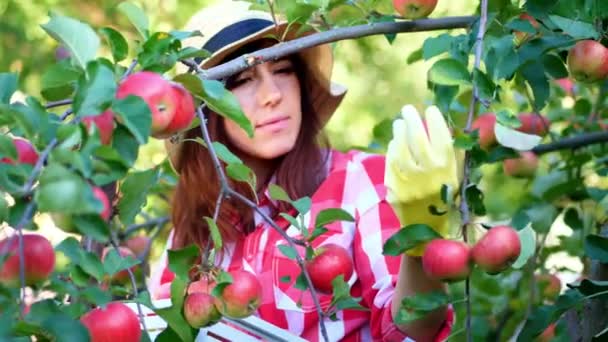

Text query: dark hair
(171, 39), (330, 251)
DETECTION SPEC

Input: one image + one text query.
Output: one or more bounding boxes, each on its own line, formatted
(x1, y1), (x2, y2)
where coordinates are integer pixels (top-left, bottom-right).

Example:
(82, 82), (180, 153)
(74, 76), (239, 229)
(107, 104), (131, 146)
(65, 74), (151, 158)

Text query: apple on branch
(471, 113), (497, 150)
(471, 225), (521, 274)
(305, 243), (354, 294)
(567, 40), (608, 83)
(421, 239), (471, 282)
(184, 292), (222, 328)
(80, 301), (142, 342)
(0, 234), (56, 287)
(101, 246), (139, 285)
(392, 0), (438, 19)
(1, 138), (39, 166)
(503, 151), (539, 178)
(214, 269), (262, 319)
(82, 110), (115, 145)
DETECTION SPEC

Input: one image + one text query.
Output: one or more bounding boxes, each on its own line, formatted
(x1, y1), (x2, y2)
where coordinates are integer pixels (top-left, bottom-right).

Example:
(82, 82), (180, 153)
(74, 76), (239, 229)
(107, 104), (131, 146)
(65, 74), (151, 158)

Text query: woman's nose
(256, 72), (282, 107)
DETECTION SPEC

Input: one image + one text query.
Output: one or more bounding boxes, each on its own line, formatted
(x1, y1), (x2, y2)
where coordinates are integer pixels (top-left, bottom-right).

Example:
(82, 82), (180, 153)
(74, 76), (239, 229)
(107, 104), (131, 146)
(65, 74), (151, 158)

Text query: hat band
(199, 18), (274, 61)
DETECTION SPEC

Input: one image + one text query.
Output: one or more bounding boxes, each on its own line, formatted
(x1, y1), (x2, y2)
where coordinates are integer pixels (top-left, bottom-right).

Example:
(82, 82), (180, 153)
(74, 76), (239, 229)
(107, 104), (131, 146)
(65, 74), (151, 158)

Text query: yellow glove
(385, 105), (461, 256)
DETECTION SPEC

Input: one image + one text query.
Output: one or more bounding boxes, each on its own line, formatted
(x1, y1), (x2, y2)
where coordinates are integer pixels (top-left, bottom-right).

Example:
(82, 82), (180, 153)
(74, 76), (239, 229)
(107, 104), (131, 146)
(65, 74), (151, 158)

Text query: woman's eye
(274, 63), (294, 74)
(231, 76), (252, 87)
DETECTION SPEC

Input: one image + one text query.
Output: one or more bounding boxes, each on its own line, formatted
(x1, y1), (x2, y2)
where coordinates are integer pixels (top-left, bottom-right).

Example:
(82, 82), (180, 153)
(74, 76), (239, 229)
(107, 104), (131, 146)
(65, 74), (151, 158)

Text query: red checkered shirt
(150, 149), (454, 341)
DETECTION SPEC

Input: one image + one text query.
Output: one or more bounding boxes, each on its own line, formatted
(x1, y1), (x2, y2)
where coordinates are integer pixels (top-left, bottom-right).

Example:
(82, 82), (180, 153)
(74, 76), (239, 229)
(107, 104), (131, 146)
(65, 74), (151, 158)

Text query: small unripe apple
(1, 138), (39, 166)
(123, 236), (150, 258)
(91, 186), (112, 220)
(567, 40), (608, 83)
(514, 13), (540, 45)
(305, 243), (354, 294)
(472, 113), (497, 150)
(537, 323), (556, 342)
(471, 226), (521, 274)
(503, 151), (539, 178)
(184, 292), (222, 328)
(421, 239), (471, 282)
(555, 78), (574, 96)
(536, 273), (561, 300)
(392, 0), (438, 19)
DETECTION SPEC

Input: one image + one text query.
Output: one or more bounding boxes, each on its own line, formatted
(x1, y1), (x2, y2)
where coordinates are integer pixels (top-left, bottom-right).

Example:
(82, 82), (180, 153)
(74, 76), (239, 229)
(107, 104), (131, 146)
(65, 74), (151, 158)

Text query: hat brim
(166, 21), (346, 173)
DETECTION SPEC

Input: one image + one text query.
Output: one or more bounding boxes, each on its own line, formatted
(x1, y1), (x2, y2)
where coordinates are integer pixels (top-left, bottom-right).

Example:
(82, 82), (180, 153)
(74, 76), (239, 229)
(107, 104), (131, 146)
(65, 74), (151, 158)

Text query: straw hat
(165, 0), (347, 172)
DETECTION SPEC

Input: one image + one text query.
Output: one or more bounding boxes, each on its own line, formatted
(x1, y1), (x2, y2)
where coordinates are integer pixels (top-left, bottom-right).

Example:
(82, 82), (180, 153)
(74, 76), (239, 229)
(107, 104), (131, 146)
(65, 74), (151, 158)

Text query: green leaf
(383, 224), (442, 256)
(173, 74), (253, 137)
(176, 47), (211, 60)
(517, 290), (583, 341)
(118, 168), (160, 226)
(422, 34), (457, 60)
(526, 203), (559, 234)
(99, 27), (129, 62)
(55, 237), (83, 264)
(532, 170), (581, 202)
(41, 62), (81, 101)
(279, 212), (302, 230)
(0, 73), (19, 104)
(570, 279), (608, 297)
(564, 208), (583, 230)
(292, 197), (312, 214)
(41, 14), (100, 71)
(280, 275), (291, 283)
(103, 248), (140, 277)
(0, 193), (8, 223)
(226, 163), (256, 190)
(112, 125), (140, 166)
(281, 1), (318, 23)
(294, 272), (308, 290)
(465, 184), (486, 216)
(80, 286), (112, 307)
(203, 217), (223, 250)
(167, 244), (200, 279)
(473, 68), (496, 102)
(506, 18), (537, 33)
(0, 134), (17, 160)
(314, 208), (354, 228)
(494, 123), (542, 151)
(428, 58), (471, 86)
(542, 54), (569, 79)
(35, 164), (102, 215)
(486, 36), (519, 80)
(112, 95), (153, 145)
(39, 314), (91, 342)
(521, 61), (550, 110)
(80, 251), (105, 281)
(309, 227), (329, 242)
(72, 215), (110, 242)
(584, 234), (608, 263)
(117, 2), (149, 39)
(211, 142), (242, 164)
(548, 15), (599, 39)
(73, 61), (116, 117)
(511, 225), (536, 268)
(396, 291), (449, 324)
(268, 183), (292, 202)
(278, 244), (299, 260)
(406, 48), (423, 64)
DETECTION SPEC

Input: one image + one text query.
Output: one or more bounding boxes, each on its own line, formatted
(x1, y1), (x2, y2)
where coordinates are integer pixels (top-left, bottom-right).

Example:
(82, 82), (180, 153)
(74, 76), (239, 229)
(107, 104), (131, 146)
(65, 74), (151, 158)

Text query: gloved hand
(385, 105), (462, 256)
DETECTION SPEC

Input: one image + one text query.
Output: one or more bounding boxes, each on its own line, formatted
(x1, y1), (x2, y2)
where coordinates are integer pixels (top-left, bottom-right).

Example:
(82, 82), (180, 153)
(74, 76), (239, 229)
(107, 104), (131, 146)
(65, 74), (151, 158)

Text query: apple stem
(121, 59), (139, 82)
(195, 105), (330, 342)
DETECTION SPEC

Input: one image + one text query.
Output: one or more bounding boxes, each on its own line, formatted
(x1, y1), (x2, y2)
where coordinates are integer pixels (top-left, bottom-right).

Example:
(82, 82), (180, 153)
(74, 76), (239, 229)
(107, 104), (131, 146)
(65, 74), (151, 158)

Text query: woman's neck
(238, 154), (280, 194)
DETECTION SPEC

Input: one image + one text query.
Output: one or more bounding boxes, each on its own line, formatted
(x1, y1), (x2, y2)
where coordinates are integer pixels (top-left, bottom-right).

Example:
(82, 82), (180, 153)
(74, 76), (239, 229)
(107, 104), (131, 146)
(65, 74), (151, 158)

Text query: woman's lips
(256, 116), (290, 131)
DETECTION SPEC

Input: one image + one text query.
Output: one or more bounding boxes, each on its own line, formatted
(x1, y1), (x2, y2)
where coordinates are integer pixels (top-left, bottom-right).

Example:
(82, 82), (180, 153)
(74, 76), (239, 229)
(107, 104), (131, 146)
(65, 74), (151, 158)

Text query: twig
(198, 16), (476, 81)
(44, 99), (72, 109)
(194, 106), (327, 341)
(17, 139), (58, 197)
(264, 0), (280, 33)
(121, 59), (139, 82)
(121, 216), (170, 238)
(532, 131), (608, 155)
(459, 2), (489, 342)
(109, 235), (149, 337)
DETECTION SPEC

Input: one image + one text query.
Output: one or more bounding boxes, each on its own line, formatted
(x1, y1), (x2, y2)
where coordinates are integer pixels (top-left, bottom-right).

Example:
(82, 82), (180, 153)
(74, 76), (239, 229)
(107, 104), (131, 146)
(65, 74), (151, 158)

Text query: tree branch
(197, 16), (476, 81)
(532, 131), (608, 155)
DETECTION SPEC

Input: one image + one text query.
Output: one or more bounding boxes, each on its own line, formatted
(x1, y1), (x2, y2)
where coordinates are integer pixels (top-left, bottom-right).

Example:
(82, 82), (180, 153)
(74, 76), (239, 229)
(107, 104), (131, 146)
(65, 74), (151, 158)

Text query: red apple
(1, 138), (39, 166)
(517, 113), (550, 136)
(567, 40), (608, 83)
(472, 225), (521, 274)
(80, 302), (142, 342)
(184, 292), (222, 328)
(188, 277), (216, 295)
(116, 71), (178, 137)
(101, 246), (138, 284)
(472, 113), (497, 150)
(537, 323), (556, 342)
(0, 234), (55, 287)
(92, 186), (111, 220)
(514, 13), (540, 45)
(82, 110), (115, 145)
(393, 0), (438, 19)
(503, 151), (539, 178)
(215, 270), (262, 319)
(124, 236), (150, 258)
(555, 78), (574, 96)
(305, 243), (354, 294)
(421, 239), (471, 282)
(536, 273), (561, 300)
(154, 83), (196, 139)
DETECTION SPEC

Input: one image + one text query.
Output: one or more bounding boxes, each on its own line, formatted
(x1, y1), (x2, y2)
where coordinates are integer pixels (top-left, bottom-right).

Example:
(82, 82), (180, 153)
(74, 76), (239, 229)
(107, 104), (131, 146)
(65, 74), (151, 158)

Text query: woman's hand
(384, 105), (462, 256)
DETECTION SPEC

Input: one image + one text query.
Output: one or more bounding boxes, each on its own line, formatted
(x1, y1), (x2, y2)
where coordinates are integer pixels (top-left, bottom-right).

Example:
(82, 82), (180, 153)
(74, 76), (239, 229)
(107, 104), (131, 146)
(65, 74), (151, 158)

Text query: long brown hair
(171, 40), (330, 251)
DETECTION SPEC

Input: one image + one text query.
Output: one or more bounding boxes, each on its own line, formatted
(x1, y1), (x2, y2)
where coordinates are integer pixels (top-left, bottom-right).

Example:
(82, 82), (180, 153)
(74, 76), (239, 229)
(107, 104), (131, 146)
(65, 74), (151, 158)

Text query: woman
(151, 1), (455, 341)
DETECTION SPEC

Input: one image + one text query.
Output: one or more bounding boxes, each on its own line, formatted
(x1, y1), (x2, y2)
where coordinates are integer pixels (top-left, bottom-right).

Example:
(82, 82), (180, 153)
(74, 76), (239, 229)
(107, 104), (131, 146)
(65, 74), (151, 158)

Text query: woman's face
(223, 58), (302, 161)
